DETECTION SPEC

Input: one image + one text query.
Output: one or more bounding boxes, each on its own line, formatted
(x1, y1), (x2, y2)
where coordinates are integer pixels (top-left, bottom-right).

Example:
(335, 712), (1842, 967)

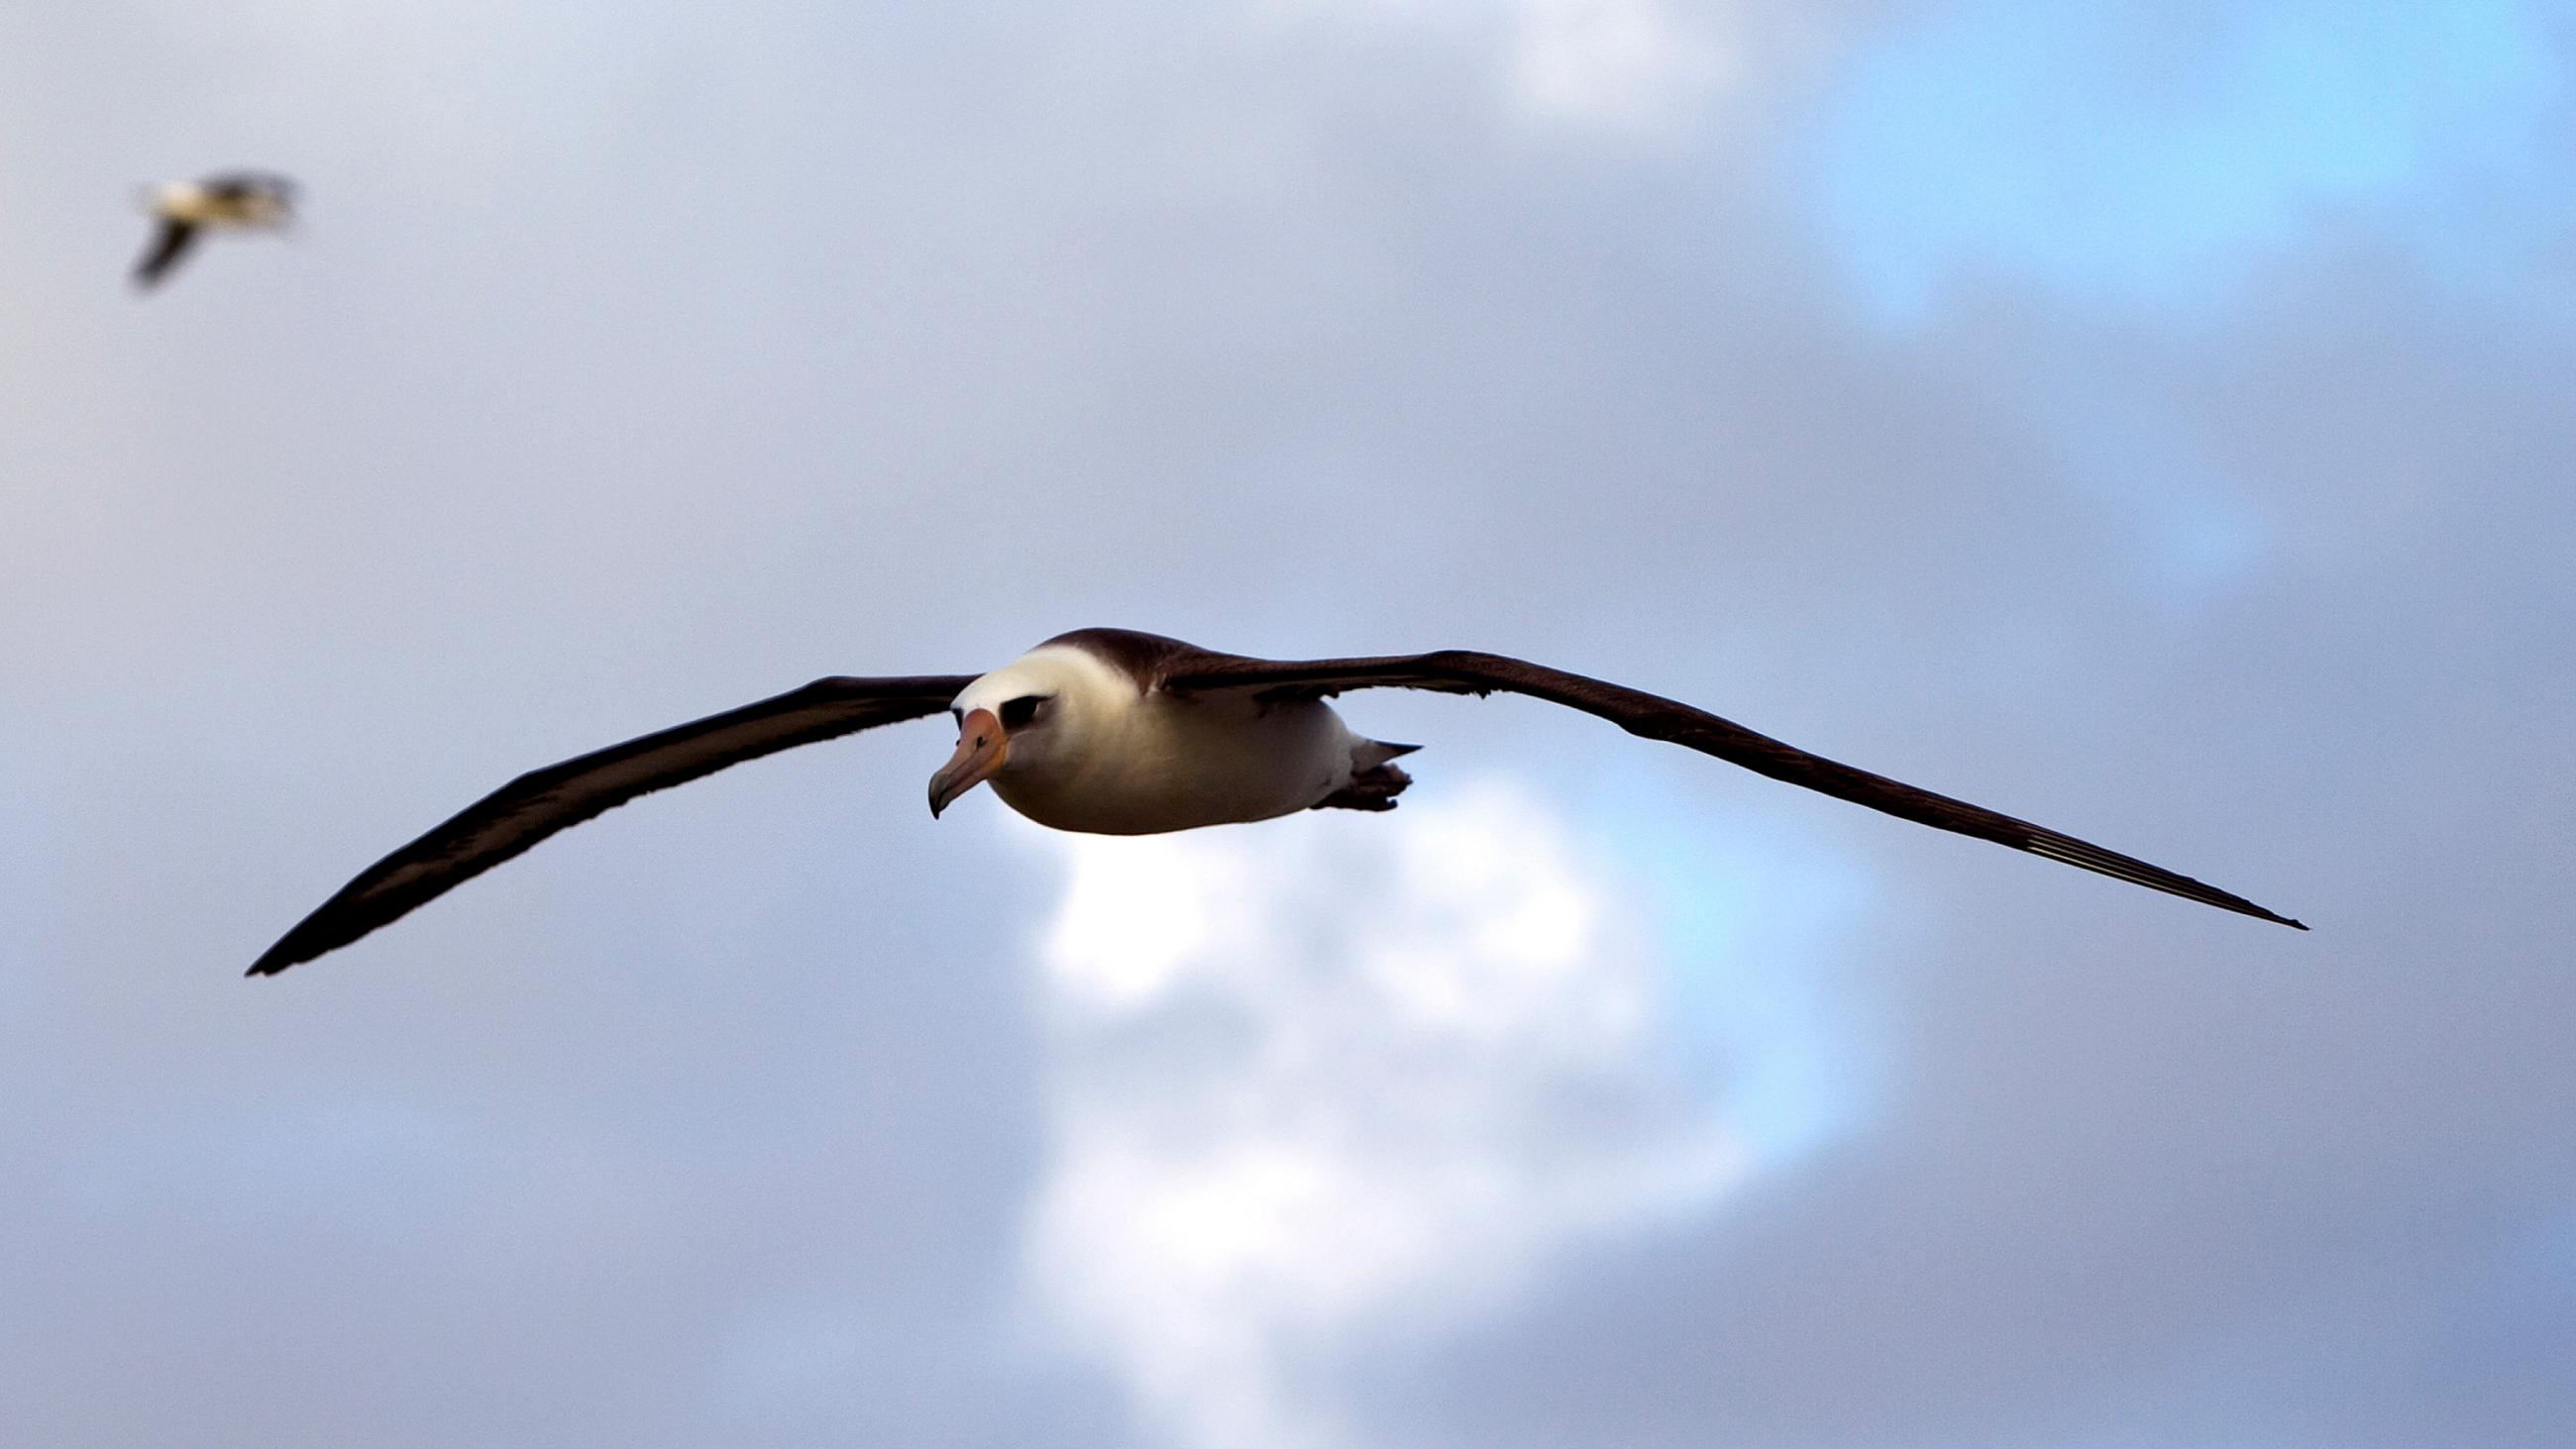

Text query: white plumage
(945, 644), (1408, 834)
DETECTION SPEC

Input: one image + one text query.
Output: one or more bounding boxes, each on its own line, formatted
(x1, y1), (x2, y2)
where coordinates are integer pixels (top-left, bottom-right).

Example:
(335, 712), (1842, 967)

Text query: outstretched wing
(133, 218), (197, 288)
(203, 170), (293, 201)
(1157, 648), (2306, 929)
(249, 674), (975, 976)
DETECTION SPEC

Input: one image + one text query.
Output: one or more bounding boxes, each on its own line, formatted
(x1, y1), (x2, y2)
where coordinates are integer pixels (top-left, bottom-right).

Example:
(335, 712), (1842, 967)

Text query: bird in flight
(247, 628), (2304, 976)
(132, 171), (296, 289)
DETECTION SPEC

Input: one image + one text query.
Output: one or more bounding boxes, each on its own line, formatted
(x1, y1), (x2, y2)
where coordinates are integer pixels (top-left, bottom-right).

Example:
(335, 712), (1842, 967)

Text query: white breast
(993, 686), (1359, 836)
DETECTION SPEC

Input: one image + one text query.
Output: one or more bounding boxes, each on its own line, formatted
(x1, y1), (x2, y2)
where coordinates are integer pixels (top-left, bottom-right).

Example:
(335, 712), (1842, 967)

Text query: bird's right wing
(249, 674), (975, 976)
(132, 218), (197, 288)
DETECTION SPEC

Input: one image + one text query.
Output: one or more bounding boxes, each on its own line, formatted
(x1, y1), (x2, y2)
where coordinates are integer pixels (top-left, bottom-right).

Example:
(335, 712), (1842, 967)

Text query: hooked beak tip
(927, 707), (1006, 821)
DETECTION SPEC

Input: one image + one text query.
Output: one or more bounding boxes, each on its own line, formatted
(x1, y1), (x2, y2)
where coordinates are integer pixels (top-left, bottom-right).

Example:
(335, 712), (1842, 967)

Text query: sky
(2, 0), (2572, 1444)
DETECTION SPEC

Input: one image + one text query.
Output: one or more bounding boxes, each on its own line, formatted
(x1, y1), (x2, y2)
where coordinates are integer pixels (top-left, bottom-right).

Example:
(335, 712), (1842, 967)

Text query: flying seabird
(132, 171), (296, 289)
(246, 627), (2304, 976)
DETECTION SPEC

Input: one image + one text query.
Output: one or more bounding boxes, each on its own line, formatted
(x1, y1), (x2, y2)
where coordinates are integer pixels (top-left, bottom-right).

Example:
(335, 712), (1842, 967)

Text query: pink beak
(927, 707), (1007, 818)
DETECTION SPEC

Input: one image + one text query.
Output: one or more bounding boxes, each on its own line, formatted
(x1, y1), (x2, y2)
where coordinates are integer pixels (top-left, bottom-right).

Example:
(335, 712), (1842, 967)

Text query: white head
(926, 644), (1136, 817)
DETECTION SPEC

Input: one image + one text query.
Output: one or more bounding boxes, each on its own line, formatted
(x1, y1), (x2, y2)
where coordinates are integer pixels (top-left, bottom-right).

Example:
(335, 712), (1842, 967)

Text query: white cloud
(1012, 781), (1744, 1448)
(1508, 0), (1732, 133)
(1255, 0), (1734, 137)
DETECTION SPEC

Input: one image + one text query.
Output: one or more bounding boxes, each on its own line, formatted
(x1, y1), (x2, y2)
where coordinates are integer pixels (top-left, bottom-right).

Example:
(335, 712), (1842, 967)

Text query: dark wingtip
(2243, 903), (2307, 931)
(244, 940), (307, 977)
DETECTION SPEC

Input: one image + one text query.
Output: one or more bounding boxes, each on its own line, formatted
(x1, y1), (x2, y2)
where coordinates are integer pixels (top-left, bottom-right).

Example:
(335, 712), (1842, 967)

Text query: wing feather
(248, 674), (974, 976)
(133, 218), (197, 288)
(1158, 649), (2305, 929)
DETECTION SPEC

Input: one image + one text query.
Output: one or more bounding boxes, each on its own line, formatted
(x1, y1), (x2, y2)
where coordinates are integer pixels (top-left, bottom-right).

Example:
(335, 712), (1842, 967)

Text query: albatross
(132, 171), (296, 289)
(247, 627), (2305, 976)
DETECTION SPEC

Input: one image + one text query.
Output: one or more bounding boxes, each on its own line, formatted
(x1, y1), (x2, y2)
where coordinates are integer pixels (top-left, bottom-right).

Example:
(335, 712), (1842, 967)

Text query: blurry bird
(246, 628), (2305, 977)
(132, 171), (296, 289)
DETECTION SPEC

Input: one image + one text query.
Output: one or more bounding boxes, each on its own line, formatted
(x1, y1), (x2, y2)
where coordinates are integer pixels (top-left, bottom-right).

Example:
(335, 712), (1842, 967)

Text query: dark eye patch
(999, 694), (1048, 730)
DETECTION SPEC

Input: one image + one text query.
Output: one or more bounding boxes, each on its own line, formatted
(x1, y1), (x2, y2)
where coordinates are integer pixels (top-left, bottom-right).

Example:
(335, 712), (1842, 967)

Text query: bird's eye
(1000, 694), (1048, 730)
(949, 707), (964, 730)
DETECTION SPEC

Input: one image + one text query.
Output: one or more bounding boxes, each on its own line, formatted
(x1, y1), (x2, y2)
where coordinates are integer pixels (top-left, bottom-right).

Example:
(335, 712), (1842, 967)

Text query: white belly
(992, 693), (1355, 835)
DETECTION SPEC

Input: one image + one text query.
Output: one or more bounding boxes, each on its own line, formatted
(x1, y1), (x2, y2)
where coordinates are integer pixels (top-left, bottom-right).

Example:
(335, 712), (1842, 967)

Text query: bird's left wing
(132, 218), (197, 288)
(1155, 648), (2305, 929)
(248, 674), (975, 976)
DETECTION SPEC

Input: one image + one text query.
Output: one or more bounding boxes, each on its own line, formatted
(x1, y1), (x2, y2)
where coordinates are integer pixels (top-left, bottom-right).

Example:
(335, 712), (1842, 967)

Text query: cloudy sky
(4, 1), (2572, 1444)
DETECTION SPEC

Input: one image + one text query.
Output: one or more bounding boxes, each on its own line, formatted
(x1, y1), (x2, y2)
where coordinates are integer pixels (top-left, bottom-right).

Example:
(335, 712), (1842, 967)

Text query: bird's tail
(1353, 739), (1419, 771)
(1314, 740), (1419, 813)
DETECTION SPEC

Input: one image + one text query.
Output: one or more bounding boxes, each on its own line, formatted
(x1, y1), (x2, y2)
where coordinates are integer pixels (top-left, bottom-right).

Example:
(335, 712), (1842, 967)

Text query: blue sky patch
(1805, 0), (2569, 323)
(1595, 780), (1880, 1168)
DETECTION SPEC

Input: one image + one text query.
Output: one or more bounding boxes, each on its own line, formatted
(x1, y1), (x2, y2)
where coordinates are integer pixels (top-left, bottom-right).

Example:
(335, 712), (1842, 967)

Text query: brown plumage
(131, 171), (296, 290)
(248, 675), (969, 976)
(1130, 635), (2305, 929)
(247, 628), (2301, 979)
